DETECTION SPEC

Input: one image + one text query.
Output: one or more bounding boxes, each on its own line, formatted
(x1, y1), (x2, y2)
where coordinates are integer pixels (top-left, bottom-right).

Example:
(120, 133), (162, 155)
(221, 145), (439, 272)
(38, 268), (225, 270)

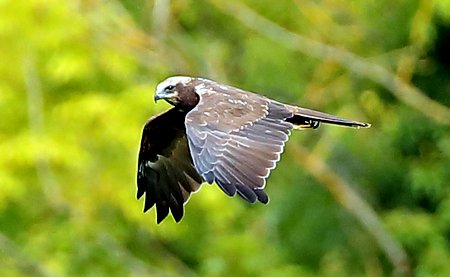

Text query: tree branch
(0, 232), (57, 277)
(289, 144), (411, 277)
(23, 53), (63, 208)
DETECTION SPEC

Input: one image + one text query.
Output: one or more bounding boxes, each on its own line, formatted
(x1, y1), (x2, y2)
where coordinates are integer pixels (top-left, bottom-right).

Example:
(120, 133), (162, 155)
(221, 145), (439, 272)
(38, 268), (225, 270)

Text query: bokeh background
(1, 0), (450, 276)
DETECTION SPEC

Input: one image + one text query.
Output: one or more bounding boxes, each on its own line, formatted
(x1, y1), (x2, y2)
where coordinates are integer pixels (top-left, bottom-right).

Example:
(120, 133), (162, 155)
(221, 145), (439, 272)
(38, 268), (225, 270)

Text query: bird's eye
(165, 85), (175, 90)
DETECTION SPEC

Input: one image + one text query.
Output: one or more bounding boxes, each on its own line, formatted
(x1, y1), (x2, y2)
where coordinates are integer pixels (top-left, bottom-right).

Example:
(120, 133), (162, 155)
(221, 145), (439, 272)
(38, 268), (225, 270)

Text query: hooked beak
(154, 90), (178, 102)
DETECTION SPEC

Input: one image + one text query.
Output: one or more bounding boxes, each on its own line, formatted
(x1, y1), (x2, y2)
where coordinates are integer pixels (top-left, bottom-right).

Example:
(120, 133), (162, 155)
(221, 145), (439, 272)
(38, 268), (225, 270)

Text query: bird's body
(137, 76), (370, 223)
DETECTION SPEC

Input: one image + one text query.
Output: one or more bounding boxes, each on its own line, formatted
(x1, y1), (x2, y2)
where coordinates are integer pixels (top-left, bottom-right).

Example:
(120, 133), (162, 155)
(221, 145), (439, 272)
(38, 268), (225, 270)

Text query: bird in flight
(137, 76), (370, 223)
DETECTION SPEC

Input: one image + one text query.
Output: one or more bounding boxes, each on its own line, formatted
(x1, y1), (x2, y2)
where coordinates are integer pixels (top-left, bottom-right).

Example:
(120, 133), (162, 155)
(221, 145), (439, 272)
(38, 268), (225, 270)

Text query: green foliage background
(1, 0), (450, 276)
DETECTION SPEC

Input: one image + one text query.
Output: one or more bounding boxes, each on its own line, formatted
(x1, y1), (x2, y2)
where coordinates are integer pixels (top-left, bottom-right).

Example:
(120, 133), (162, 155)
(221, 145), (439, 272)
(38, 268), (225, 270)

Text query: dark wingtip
(172, 209), (184, 223)
(254, 189), (269, 204)
(155, 209), (183, 224)
(156, 212), (168, 224)
(143, 203), (152, 213)
(236, 185), (257, 203)
(143, 195), (155, 213)
(169, 198), (185, 223)
(137, 188), (144, 200)
(156, 204), (170, 224)
(216, 180), (237, 196)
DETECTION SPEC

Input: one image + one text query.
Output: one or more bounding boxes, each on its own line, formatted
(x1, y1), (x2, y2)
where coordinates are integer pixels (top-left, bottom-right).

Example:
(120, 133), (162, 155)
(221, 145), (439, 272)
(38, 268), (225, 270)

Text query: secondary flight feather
(137, 76), (370, 223)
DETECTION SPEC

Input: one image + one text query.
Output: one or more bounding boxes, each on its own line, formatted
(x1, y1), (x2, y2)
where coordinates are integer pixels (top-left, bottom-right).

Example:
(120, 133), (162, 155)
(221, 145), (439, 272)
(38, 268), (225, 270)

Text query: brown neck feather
(176, 84), (200, 110)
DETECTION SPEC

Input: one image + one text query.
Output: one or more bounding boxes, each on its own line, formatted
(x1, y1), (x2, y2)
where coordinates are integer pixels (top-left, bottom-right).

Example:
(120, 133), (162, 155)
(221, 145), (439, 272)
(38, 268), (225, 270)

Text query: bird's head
(154, 76), (200, 109)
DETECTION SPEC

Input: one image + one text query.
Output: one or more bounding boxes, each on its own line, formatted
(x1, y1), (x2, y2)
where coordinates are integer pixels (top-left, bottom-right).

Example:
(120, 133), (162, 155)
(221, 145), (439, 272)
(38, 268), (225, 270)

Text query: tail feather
(286, 105), (371, 129)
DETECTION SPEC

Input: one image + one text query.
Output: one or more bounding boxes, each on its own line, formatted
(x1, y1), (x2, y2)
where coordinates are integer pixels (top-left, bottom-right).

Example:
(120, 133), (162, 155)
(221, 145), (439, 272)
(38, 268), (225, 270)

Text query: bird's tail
(285, 105), (371, 129)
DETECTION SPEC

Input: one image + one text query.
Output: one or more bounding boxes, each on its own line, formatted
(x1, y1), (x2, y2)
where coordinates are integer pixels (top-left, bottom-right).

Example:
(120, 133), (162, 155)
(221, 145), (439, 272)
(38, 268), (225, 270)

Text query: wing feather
(137, 108), (203, 223)
(185, 85), (294, 204)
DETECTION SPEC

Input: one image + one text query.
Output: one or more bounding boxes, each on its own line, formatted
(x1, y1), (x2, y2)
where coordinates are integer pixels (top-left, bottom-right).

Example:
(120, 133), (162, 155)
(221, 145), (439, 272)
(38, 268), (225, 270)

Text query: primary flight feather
(137, 76), (370, 223)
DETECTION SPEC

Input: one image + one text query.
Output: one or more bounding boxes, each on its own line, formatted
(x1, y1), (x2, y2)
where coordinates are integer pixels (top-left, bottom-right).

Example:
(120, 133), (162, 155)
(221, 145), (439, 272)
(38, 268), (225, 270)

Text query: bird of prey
(137, 76), (370, 223)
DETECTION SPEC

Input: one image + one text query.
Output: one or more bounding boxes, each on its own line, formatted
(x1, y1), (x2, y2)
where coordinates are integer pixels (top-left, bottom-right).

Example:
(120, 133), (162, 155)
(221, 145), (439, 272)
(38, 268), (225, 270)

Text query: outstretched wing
(137, 108), (203, 223)
(185, 84), (294, 204)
